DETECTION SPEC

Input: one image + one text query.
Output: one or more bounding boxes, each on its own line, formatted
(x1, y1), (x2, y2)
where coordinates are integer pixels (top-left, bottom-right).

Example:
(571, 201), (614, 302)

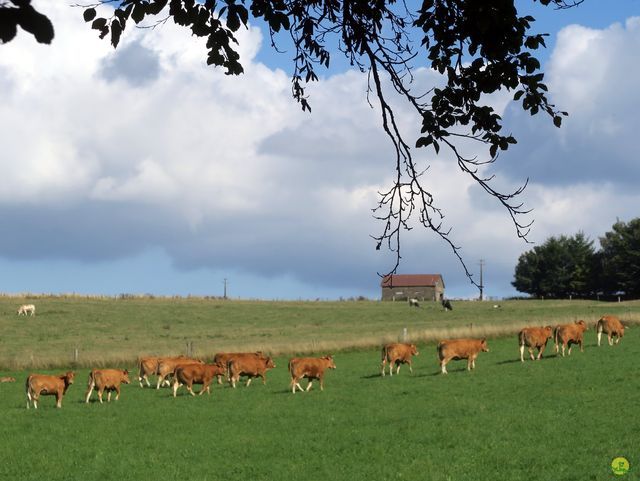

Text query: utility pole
(479, 259), (485, 301)
(223, 278), (228, 299)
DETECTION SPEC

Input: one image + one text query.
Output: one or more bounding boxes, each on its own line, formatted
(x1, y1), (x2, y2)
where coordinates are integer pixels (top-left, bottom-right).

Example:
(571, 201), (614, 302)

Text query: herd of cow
(15, 313), (626, 409)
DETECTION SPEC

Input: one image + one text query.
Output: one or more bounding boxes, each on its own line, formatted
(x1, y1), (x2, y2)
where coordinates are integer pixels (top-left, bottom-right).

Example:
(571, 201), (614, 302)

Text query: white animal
(17, 304), (36, 316)
(408, 298), (420, 308)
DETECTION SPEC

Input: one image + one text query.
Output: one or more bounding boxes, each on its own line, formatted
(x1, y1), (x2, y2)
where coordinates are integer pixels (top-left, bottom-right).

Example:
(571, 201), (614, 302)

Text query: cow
(85, 369), (130, 403)
(17, 304), (35, 316)
(518, 326), (553, 362)
(25, 371), (75, 409)
(156, 358), (203, 389)
(172, 363), (226, 397)
(213, 352), (263, 384)
(596, 315), (625, 347)
(288, 356), (336, 393)
(442, 299), (453, 311)
(137, 355), (189, 388)
(437, 338), (489, 374)
(554, 320), (588, 357)
(228, 354), (276, 388)
(408, 298), (420, 308)
(0, 376), (16, 383)
(380, 343), (419, 376)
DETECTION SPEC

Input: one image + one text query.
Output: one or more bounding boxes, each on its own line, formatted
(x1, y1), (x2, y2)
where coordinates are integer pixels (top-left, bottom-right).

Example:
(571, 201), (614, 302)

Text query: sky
(0, 1), (639, 300)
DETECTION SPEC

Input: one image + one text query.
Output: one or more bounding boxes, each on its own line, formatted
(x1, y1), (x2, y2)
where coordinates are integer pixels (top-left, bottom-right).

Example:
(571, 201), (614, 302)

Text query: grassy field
(1, 295), (640, 369)
(0, 329), (637, 481)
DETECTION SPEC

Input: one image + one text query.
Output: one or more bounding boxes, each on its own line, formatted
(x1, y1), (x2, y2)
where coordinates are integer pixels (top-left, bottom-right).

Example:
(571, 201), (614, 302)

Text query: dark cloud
(99, 41), (161, 87)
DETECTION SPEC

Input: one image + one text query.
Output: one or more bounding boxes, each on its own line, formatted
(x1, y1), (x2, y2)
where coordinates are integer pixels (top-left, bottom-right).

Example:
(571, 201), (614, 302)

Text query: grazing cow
(554, 320), (588, 357)
(17, 304), (35, 316)
(228, 354), (276, 388)
(442, 299), (453, 311)
(172, 363), (226, 397)
(518, 326), (553, 362)
(596, 315), (625, 347)
(408, 298), (420, 308)
(156, 358), (203, 389)
(213, 352), (262, 384)
(289, 356), (336, 393)
(380, 343), (419, 376)
(26, 371), (75, 409)
(437, 338), (489, 374)
(0, 376), (16, 383)
(85, 369), (130, 403)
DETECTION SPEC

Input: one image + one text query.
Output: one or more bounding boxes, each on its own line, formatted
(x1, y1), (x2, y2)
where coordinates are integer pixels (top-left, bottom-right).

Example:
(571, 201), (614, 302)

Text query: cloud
(99, 40), (162, 87)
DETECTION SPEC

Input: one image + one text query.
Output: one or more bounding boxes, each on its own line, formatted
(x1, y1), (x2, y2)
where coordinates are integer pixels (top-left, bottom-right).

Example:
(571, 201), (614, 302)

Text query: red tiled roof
(381, 274), (444, 288)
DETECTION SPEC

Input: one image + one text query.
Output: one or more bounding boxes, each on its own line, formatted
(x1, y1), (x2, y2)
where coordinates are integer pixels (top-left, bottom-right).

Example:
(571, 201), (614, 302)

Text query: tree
(512, 233), (596, 298)
(599, 218), (640, 298)
(1, 0), (584, 287)
(0, 1), (53, 44)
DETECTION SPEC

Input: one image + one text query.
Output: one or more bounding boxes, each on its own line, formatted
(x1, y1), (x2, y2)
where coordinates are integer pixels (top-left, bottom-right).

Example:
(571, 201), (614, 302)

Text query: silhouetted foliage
(2, 0), (587, 289)
(0, 0), (54, 44)
(599, 218), (640, 298)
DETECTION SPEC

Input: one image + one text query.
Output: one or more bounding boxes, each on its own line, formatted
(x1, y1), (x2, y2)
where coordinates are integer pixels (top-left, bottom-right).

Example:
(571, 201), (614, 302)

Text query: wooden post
(402, 327), (407, 342)
(73, 347), (78, 363)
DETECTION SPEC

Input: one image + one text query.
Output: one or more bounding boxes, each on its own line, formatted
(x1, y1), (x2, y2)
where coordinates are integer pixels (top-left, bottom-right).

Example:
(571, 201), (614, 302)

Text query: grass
(0, 328), (637, 480)
(1, 295), (640, 369)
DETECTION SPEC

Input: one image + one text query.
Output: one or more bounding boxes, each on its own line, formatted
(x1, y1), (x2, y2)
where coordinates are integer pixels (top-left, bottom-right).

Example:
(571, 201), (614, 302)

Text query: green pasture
(1, 296), (639, 369)
(0, 328), (637, 481)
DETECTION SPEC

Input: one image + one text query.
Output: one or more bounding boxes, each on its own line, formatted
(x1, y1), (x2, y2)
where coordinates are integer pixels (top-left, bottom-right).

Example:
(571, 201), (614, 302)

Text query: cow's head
(264, 357), (276, 369)
(480, 338), (489, 352)
(121, 369), (131, 384)
(543, 326), (553, 338)
(410, 344), (419, 356)
(64, 371), (75, 385)
(576, 320), (588, 331)
(323, 355), (337, 369)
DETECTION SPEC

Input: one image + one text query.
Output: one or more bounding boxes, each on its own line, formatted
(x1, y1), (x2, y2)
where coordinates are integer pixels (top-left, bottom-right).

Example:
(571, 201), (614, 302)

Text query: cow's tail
(87, 370), (95, 389)
(517, 330), (525, 347)
(595, 318), (603, 333)
(381, 346), (388, 362)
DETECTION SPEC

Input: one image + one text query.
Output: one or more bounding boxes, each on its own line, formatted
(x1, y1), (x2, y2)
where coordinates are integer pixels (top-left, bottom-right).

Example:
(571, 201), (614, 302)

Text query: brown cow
(172, 363), (226, 397)
(156, 358), (203, 389)
(596, 315), (625, 346)
(213, 352), (263, 384)
(518, 326), (553, 362)
(228, 354), (276, 388)
(437, 338), (489, 374)
(26, 371), (75, 409)
(289, 356), (336, 393)
(380, 343), (419, 376)
(85, 369), (130, 403)
(554, 320), (588, 357)
(137, 355), (189, 388)
(0, 376), (16, 383)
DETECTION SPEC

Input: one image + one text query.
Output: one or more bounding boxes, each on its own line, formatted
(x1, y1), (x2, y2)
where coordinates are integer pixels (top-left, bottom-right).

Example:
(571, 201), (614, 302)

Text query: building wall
(381, 284), (444, 301)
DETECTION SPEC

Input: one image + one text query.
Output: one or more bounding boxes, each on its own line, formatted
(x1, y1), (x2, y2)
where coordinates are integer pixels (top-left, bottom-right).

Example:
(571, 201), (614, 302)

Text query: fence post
(73, 347), (78, 364)
(402, 327), (407, 342)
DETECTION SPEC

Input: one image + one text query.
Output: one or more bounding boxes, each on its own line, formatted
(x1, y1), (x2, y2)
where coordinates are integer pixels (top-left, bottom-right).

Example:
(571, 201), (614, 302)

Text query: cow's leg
(320, 376), (324, 391)
(467, 358), (472, 371)
(107, 390), (112, 402)
(85, 383), (94, 403)
(528, 347), (535, 361)
(245, 377), (252, 387)
(261, 374), (267, 385)
(217, 374), (223, 385)
(26, 389), (32, 409)
(408, 361), (413, 374)
(98, 388), (104, 403)
(608, 333), (613, 346)
(561, 343), (566, 357)
(568, 343), (573, 355)
(396, 363), (401, 375)
(579, 339), (584, 352)
(172, 380), (179, 397)
(33, 394), (39, 409)
(115, 386), (121, 401)
(471, 357), (477, 370)
(188, 383), (195, 396)
(56, 392), (62, 408)
(381, 360), (386, 377)
(537, 344), (545, 360)
(519, 344), (525, 362)
(440, 360), (448, 375)
(306, 381), (313, 392)
(156, 375), (163, 390)
(597, 330), (602, 346)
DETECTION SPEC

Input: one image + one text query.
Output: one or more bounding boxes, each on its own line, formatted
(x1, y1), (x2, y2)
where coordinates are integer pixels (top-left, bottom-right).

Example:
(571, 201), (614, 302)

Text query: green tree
(512, 232), (596, 298)
(1, 0), (584, 286)
(599, 218), (640, 298)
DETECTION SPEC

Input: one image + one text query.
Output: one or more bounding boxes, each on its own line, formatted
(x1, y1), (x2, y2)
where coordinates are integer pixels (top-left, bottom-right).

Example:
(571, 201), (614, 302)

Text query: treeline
(512, 218), (640, 299)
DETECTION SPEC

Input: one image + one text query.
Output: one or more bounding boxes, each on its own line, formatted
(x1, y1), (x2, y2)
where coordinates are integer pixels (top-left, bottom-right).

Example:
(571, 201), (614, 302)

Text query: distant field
(0, 331), (637, 481)
(1, 295), (640, 369)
